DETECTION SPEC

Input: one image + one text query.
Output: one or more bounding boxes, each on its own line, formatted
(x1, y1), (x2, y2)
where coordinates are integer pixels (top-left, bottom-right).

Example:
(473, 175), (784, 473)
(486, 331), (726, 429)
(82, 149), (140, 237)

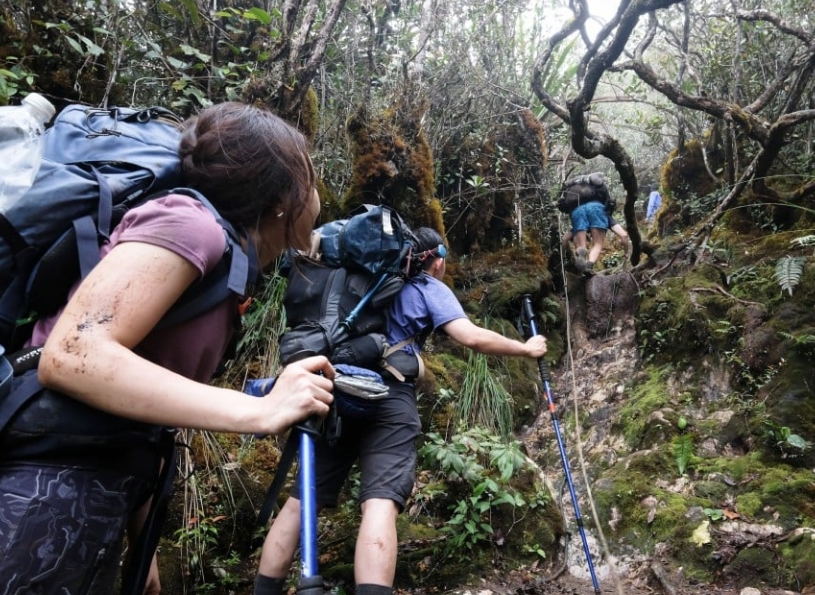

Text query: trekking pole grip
(521, 295), (551, 383)
(295, 415), (322, 437)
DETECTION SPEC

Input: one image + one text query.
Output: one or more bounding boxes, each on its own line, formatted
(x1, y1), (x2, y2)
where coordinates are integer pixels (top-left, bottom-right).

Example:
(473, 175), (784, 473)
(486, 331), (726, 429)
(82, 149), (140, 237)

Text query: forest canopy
(3, 0), (814, 260)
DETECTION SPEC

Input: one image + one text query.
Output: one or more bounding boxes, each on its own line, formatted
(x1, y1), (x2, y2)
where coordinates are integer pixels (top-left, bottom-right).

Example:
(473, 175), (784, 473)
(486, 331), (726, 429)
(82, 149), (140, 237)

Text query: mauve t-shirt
(28, 194), (236, 383)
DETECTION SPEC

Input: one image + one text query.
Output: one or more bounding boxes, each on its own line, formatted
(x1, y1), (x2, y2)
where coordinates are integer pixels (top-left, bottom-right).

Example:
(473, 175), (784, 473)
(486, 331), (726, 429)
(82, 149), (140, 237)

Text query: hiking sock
(356, 584), (393, 595)
(254, 574), (287, 595)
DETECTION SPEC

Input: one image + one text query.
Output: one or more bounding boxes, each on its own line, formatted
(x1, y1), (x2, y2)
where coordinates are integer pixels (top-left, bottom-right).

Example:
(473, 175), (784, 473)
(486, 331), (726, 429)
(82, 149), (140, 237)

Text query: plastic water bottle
(0, 93), (55, 212)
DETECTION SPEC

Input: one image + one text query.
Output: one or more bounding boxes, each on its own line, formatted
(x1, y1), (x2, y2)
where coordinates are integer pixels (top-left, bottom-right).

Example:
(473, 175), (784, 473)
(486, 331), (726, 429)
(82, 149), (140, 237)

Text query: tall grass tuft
(222, 266), (289, 387)
(458, 349), (515, 439)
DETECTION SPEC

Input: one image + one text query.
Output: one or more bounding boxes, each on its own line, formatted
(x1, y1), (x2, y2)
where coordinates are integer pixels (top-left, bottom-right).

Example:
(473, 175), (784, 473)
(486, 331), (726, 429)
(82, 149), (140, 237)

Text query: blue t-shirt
(385, 273), (466, 355)
(647, 191), (662, 221)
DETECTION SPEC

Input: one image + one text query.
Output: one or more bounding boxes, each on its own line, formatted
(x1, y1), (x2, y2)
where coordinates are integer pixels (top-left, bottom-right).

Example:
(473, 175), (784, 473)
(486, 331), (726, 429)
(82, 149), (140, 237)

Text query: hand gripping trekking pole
(521, 295), (601, 594)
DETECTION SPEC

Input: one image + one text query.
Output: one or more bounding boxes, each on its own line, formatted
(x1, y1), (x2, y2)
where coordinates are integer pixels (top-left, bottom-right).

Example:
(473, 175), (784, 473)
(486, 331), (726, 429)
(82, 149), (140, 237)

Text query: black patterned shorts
(0, 463), (152, 595)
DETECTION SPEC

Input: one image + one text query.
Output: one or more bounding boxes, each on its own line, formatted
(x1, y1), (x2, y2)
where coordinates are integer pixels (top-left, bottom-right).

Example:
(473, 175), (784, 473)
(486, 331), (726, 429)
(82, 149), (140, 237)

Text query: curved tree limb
(614, 58), (772, 145)
(737, 9), (811, 44)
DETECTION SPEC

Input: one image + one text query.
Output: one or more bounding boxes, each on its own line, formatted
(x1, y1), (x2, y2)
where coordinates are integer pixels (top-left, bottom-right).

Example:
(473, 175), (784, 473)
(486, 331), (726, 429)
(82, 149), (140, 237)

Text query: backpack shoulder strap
(0, 353), (38, 433)
(154, 188), (260, 329)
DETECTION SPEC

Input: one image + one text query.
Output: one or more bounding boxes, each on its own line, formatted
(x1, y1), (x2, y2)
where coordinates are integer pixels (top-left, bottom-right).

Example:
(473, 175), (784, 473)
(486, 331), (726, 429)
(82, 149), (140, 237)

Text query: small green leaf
(167, 56), (189, 69)
(77, 34), (105, 56)
(178, 0), (201, 24)
(65, 36), (83, 55)
(786, 434), (810, 450)
(244, 7), (272, 24)
(179, 43), (211, 63)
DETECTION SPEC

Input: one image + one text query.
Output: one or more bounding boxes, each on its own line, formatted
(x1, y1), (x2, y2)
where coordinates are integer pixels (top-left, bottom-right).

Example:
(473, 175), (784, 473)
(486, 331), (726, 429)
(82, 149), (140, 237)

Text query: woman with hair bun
(0, 102), (334, 595)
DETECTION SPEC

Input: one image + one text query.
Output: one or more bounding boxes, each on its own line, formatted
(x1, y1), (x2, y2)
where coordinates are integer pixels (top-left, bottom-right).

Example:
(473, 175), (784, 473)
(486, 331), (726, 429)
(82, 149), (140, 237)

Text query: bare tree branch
(737, 9), (811, 44)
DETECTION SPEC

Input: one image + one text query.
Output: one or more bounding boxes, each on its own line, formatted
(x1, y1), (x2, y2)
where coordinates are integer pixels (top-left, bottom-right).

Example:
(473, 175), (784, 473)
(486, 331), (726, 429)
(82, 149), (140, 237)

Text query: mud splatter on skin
(76, 314), (113, 332)
(61, 307), (117, 376)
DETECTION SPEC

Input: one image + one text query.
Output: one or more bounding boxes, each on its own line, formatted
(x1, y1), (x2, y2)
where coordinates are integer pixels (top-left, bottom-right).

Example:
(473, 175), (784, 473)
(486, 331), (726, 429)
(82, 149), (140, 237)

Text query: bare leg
(611, 224), (630, 258)
(354, 498), (399, 586)
(257, 497), (302, 579)
(573, 230), (588, 251)
(587, 227), (606, 267)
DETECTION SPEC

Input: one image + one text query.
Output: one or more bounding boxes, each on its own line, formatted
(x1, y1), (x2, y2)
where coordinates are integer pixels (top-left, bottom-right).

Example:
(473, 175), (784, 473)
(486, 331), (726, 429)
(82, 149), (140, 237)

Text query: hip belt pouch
(382, 349), (422, 381)
(1, 370), (164, 479)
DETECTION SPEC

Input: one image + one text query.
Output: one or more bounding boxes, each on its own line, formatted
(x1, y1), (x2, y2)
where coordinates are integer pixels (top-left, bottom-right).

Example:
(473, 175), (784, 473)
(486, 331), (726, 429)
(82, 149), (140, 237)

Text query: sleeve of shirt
(423, 277), (467, 330)
(111, 194), (227, 278)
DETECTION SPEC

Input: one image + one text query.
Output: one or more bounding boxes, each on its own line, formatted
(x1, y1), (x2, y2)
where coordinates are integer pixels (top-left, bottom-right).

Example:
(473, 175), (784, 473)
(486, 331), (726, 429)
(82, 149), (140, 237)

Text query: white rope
(556, 213), (625, 595)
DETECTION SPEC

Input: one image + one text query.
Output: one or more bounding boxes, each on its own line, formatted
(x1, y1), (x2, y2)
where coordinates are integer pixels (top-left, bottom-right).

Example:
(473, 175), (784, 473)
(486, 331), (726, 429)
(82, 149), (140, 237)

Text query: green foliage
(521, 542), (548, 559)
(174, 515), (222, 580)
(687, 190), (724, 221)
(532, 36), (579, 111)
(637, 299), (671, 362)
(779, 331), (815, 356)
(226, 268), (288, 381)
(763, 420), (812, 457)
(673, 433), (694, 476)
(417, 427), (548, 557)
(464, 175), (490, 191)
(0, 57), (39, 104)
(44, 21), (104, 57)
(638, 328), (669, 362)
(774, 255), (805, 296)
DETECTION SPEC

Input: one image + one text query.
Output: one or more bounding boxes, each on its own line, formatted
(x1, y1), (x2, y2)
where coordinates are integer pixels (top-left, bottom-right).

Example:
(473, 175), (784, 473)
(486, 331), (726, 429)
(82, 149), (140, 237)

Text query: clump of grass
(458, 346), (514, 439)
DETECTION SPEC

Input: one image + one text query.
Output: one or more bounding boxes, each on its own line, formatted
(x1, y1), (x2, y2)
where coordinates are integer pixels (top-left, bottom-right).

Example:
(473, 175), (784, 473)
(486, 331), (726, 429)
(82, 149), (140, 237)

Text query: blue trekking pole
(296, 416), (324, 595)
(520, 295), (601, 594)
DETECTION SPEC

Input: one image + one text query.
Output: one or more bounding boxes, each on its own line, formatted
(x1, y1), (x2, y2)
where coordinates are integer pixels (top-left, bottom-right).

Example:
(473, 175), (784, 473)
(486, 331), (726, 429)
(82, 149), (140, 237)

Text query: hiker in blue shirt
(255, 227), (548, 595)
(646, 187), (662, 223)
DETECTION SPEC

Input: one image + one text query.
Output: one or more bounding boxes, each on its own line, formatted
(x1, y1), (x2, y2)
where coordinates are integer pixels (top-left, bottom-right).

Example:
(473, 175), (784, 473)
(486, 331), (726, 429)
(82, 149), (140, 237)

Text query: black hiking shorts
(293, 379), (421, 510)
(0, 463), (153, 595)
(0, 370), (165, 594)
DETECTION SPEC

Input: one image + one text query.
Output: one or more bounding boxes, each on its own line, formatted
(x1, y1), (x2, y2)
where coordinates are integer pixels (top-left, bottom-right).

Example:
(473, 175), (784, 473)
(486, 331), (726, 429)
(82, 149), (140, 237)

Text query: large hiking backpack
(279, 204), (418, 375)
(0, 104), (198, 350)
(556, 172), (615, 214)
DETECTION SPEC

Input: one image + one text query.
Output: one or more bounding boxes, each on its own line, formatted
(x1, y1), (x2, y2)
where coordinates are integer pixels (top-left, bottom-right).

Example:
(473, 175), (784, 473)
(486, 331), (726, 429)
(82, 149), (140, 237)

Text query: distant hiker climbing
(557, 172), (618, 275)
(646, 185), (662, 224)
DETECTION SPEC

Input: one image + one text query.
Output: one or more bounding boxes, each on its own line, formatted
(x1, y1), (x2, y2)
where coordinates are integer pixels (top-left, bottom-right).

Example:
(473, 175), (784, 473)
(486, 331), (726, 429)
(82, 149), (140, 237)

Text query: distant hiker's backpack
(279, 205), (420, 381)
(556, 172), (615, 214)
(0, 104), (211, 350)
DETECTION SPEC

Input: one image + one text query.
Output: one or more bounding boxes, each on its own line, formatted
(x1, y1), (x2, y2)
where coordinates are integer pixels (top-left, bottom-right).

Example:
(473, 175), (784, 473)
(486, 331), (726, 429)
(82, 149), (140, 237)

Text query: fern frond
(774, 255), (805, 296)
(791, 235), (815, 248)
(673, 433), (693, 476)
